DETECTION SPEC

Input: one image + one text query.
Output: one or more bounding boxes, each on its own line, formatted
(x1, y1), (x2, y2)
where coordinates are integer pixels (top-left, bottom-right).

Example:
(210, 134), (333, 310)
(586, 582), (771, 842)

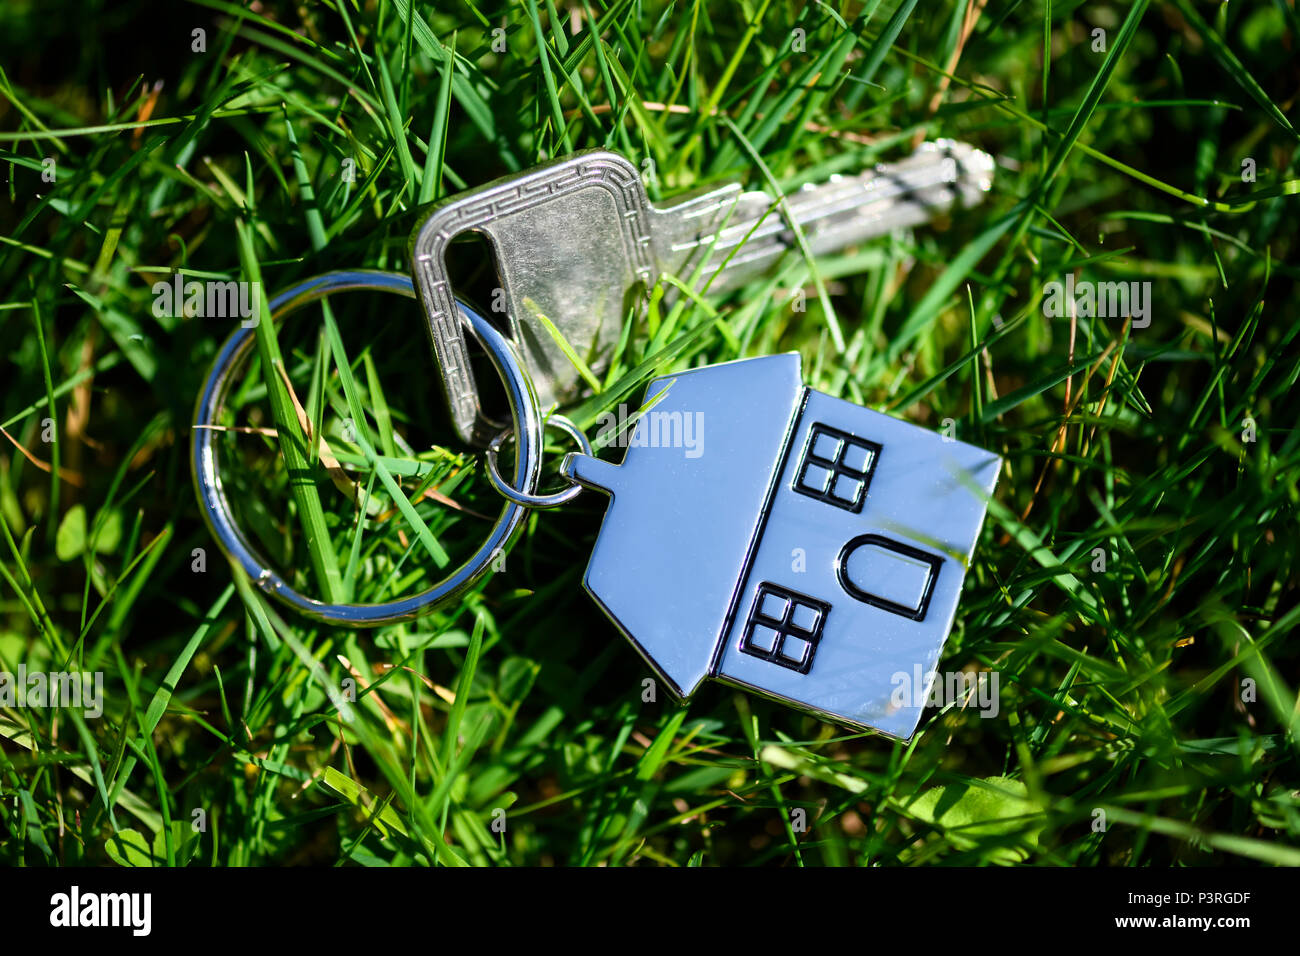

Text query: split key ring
(190, 269), (544, 627)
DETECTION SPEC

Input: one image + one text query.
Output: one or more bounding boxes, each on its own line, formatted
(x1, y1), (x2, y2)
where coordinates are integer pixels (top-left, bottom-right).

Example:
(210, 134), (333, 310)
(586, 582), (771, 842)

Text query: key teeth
(958, 147), (997, 194)
(918, 138), (996, 193)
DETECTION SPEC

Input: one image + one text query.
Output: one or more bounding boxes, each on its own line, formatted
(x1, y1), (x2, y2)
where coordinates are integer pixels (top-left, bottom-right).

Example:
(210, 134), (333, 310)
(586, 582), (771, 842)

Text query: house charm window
(793, 424), (881, 512)
(740, 583), (830, 673)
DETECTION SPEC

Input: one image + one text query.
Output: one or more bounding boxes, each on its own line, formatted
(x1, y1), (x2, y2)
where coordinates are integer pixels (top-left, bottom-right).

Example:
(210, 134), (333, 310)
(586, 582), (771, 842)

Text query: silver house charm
(562, 353), (1000, 739)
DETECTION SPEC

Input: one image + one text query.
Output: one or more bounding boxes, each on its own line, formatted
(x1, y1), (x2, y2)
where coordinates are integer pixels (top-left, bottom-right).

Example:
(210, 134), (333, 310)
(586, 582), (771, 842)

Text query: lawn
(1, 0), (1298, 867)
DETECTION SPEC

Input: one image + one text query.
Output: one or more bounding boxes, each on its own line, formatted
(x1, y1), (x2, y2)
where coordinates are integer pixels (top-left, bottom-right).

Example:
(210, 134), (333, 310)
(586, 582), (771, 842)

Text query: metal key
(409, 140), (994, 445)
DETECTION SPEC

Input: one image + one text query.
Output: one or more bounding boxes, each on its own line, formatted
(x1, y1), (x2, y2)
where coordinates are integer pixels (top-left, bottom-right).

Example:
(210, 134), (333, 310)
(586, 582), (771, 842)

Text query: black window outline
(792, 423), (881, 513)
(738, 583), (830, 674)
(836, 534), (942, 621)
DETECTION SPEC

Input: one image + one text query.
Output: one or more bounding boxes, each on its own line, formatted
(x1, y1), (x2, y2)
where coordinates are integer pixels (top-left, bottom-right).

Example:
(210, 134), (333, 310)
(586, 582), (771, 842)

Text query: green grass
(2, 0), (1299, 866)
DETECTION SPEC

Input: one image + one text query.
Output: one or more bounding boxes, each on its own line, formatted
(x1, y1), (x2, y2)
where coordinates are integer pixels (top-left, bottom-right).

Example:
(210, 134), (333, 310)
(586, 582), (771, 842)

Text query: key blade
(653, 140), (995, 293)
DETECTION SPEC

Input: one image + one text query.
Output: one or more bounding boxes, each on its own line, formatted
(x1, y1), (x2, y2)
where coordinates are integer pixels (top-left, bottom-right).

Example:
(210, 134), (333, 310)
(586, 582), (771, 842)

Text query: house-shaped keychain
(562, 353), (1000, 740)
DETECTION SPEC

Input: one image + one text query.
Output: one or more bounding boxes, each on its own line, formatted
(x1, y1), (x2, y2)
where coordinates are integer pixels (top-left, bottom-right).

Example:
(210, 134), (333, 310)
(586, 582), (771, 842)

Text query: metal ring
(484, 415), (592, 509)
(190, 269), (543, 627)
